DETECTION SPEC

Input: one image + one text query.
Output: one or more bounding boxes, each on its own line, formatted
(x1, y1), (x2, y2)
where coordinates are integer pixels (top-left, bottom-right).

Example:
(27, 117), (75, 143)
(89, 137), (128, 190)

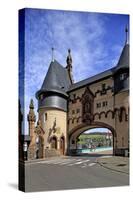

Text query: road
(22, 155), (129, 192)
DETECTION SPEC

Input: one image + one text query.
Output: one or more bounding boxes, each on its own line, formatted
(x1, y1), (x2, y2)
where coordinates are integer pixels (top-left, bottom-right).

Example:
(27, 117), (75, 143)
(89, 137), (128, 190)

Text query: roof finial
(125, 25), (129, 44)
(51, 47), (55, 62)
(29, 99), (34, 109)
(66, 49), (74, 84)
(66, 48), (72, 66)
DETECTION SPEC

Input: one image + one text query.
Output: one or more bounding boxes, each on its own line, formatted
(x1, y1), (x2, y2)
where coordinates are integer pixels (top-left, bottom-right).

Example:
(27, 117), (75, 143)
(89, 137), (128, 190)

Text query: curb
(96, 157), (129, 175)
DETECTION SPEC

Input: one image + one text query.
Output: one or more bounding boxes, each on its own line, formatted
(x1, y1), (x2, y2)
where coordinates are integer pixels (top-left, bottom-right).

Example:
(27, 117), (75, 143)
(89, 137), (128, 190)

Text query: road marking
(59, 160), (76, 165)
(80, 165), (87, 168)
(80, 162), (97, 168)
(53, 159), (73, 165)
(42, 160), (60, 164)
(66, 159), (84, 166)
(26, 158), (97, 169)
(88, 163), (96, 167)
(51, 159), (67, 164)
(74, 160), (90, 165)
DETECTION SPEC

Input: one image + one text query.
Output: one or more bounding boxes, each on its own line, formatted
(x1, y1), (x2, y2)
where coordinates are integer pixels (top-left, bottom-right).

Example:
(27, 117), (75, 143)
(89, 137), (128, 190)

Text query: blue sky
(84, 128), (111, 134)
(19, 8), (129, 134)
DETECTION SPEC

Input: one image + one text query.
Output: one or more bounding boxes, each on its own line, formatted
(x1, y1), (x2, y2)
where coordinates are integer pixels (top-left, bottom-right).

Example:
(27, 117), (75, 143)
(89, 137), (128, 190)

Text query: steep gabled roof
(68, 67), (116, 92)
(36, 60), (71, 97)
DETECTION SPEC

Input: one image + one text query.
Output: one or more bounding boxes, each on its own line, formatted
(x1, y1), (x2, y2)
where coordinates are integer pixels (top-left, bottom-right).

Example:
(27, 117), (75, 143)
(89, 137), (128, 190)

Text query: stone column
(27, 99), (36, 159)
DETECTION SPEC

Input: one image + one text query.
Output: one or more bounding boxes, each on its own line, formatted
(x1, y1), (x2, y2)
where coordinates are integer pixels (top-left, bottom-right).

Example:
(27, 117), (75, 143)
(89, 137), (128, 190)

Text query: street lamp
(23, 141), (28, 161)
(36, 137), (39, 159)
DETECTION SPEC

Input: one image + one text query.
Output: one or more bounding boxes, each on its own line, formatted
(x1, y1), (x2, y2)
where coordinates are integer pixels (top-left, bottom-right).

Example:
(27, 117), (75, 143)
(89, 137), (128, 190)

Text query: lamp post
(21, 135), (31, 161)
(36, 137), (39, 159)
(23, 141), (28, 161)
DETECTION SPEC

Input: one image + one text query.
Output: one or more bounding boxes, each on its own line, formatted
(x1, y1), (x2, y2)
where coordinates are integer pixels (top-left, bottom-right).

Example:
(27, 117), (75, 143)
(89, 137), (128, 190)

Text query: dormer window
(40, 94), (43, 100)
(120, 73), (127, 81)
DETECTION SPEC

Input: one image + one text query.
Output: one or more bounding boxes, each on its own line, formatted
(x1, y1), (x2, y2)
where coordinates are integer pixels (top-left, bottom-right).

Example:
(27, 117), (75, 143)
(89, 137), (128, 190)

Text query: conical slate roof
(37, 60), (71, 97)
(117, 43), (129, 69)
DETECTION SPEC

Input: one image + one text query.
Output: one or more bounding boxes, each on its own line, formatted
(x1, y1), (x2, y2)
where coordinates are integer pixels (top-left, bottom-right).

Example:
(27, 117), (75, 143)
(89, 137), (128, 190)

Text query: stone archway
(68, 121), (116, 155)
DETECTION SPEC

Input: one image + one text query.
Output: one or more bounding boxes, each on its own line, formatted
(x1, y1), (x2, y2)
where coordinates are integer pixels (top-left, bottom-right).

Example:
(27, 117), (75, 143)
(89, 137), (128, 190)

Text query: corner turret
(114, 26), (129, 93)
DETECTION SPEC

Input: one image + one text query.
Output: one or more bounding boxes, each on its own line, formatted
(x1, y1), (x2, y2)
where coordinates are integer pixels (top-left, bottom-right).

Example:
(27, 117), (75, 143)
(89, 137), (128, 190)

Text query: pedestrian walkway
(26, 157), (97, 169)
(97, 156), (129, 174)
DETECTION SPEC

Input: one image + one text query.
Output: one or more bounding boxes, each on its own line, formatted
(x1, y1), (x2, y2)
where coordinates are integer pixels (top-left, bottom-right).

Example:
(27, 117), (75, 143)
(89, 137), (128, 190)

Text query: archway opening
(69, 125), (114, 156)
(77, 128), (113, 155)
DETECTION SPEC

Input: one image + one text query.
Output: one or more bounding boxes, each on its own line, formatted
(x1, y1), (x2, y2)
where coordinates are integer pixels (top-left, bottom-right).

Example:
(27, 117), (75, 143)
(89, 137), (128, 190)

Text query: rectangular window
(72, 110), (75, 114)
(103, 101), (107, 107)
(77, 109), (80, 113)
(73, 94), (76, 99)
(102, 83), (106, 90)
(103, 102), (105, 107)
(96, 103), (101, 108)
(101, 83), (107, 95)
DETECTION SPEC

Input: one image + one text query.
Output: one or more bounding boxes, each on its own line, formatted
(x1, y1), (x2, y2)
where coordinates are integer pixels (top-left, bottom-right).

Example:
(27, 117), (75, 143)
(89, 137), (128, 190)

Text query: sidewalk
(97, 156), (129, 174)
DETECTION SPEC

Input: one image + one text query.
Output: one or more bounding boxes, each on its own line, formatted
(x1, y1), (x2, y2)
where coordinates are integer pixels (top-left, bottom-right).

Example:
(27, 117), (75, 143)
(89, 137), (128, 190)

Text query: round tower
(36, 52), (72, 156)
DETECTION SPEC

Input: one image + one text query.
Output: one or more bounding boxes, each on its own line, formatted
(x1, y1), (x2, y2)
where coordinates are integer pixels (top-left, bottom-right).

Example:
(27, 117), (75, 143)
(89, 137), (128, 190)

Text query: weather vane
(52, 47), (55, 62)
(125, 25), (129, 44)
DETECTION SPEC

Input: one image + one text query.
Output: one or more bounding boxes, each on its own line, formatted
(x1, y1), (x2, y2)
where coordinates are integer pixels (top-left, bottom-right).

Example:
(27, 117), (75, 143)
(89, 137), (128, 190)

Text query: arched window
(44, 113), (47, 122)
(50, 136), (57, 149)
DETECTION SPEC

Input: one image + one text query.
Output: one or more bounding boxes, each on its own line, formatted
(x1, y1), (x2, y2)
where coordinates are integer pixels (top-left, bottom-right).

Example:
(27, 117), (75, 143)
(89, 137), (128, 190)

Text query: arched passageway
(77, 128), (113, 154)
(68, 122), (116, 156)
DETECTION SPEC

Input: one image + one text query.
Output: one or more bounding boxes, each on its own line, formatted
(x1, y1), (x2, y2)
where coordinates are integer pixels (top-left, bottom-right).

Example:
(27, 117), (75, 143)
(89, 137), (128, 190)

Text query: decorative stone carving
(27, 99), (36, 122)
(34, 120), (45, 136)
(82, 87), (94, 124)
